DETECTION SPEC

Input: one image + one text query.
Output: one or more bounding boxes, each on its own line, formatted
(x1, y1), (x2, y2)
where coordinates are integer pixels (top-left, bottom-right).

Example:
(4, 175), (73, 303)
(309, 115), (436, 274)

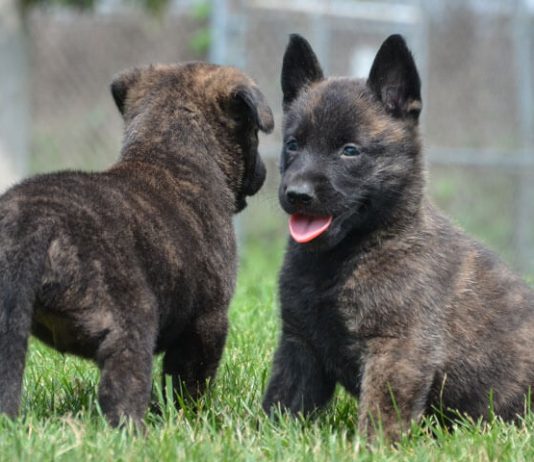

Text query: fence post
(513, 0), (534, 274)
(209, 0), (247, 245)
(0, 0), (30, 191)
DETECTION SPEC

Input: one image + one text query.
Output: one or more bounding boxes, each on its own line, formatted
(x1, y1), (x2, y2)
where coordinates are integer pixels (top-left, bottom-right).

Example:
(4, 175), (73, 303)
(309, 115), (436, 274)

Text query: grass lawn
(1, 238), (534, 461)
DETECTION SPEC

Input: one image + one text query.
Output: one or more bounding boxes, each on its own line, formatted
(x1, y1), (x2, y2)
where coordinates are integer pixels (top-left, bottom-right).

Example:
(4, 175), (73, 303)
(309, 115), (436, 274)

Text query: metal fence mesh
(27, 6), (208, 171)
(226, 0), (534, 274)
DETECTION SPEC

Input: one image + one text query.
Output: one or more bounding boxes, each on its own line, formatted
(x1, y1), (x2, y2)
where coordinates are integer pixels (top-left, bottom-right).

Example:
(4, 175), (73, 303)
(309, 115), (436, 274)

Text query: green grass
(2, 239), (534, 461)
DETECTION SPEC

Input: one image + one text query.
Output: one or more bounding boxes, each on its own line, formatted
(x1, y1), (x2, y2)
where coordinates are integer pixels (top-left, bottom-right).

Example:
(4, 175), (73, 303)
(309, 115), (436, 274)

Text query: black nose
(286, 183), (315, 205)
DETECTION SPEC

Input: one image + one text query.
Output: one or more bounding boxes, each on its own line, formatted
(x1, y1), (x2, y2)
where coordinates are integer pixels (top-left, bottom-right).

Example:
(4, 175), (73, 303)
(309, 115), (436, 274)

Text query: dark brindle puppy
(263, 34), (534, 441)
(0, 63), (273, 425)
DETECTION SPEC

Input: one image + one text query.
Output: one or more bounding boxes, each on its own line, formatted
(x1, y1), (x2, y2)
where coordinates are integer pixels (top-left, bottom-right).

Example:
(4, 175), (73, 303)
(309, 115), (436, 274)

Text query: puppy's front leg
(357, 337), (434, 442)
(162, 310), (228, 403)
(263, 333), (335, 416)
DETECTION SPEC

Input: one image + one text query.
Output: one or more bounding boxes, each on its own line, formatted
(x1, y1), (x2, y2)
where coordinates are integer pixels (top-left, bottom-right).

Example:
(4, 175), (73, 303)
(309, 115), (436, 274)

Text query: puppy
(0, 62), (273, 425)
(263, 34), (534, 441)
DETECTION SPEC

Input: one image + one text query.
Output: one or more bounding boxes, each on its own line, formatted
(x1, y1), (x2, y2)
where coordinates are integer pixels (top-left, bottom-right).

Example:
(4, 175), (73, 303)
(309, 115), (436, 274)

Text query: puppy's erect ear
(110, 68), (142, 115)
(281, 34), (324, 110)
(233, 85), (274, 134)
(367, 34), (422, 122)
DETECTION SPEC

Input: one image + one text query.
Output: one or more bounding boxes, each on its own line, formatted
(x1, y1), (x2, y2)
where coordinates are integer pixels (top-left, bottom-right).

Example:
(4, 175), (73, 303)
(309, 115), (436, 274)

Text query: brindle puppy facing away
(0, 63), (273, 426)
(263, 34), (534, 441)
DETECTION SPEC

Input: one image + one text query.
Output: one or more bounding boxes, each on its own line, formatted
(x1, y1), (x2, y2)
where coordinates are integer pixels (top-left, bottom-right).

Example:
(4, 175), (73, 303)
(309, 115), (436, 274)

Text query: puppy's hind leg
(0, 243), (47, 417)
(162, 309), (228, 404)
(96, 298), (158, 427)
(0, 283), (34, 418)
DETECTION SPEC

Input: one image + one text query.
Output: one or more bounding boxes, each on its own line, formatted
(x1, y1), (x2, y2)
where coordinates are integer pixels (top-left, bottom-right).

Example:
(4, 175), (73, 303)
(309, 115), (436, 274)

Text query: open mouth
(289, 214), (333, 244)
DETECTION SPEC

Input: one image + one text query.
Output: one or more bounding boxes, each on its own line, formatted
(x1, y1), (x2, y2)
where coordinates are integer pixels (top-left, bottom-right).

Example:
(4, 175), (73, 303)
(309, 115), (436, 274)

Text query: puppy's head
(111, 63), (274, 213)
(279, 34), (423, 250)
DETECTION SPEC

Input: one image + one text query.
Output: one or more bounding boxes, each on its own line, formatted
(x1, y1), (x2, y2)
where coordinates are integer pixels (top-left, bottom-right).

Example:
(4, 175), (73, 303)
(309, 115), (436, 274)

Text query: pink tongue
(289, 214), (333, 243)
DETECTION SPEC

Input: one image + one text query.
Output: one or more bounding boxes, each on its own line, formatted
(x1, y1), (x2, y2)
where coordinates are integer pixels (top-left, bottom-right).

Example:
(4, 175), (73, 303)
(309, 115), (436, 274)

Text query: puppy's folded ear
(230, 84), (271, 200)
(367, 34), (422, 122)
(233, 85), (274, 134)
(281, 34), (324, 110)
(110, 68), (142, 115)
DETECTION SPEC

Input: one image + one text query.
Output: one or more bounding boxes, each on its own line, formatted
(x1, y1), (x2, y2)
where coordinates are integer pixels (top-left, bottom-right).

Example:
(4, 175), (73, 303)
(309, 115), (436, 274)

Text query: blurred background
(0, 0), (533, 275)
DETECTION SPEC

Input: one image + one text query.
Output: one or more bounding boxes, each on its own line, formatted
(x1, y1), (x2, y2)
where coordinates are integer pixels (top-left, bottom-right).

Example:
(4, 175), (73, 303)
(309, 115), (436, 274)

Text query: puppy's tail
(0, 230), (50, 418)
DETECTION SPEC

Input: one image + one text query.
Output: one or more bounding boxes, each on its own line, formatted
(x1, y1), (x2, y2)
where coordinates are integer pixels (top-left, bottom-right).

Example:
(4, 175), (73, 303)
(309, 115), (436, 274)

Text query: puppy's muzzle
(285, 182), (316, 207)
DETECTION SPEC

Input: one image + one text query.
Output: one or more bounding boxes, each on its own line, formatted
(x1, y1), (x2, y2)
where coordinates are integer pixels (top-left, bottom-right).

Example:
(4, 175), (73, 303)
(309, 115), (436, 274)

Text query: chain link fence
(26, 3), (209, 172)
(217, 0), (534, 275)
(0, 0), (533, 273)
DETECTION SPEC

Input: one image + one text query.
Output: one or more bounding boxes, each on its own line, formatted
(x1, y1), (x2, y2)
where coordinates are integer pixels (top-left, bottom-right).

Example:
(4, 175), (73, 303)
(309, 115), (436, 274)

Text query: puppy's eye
(286, 139), (298, 152)
(341, 144), (361, 157)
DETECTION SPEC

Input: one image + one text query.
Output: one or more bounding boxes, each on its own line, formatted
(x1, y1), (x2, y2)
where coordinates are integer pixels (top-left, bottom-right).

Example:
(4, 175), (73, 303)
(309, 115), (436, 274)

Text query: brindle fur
(0, 62), (273, 426)
(263, 34), (534, 442)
